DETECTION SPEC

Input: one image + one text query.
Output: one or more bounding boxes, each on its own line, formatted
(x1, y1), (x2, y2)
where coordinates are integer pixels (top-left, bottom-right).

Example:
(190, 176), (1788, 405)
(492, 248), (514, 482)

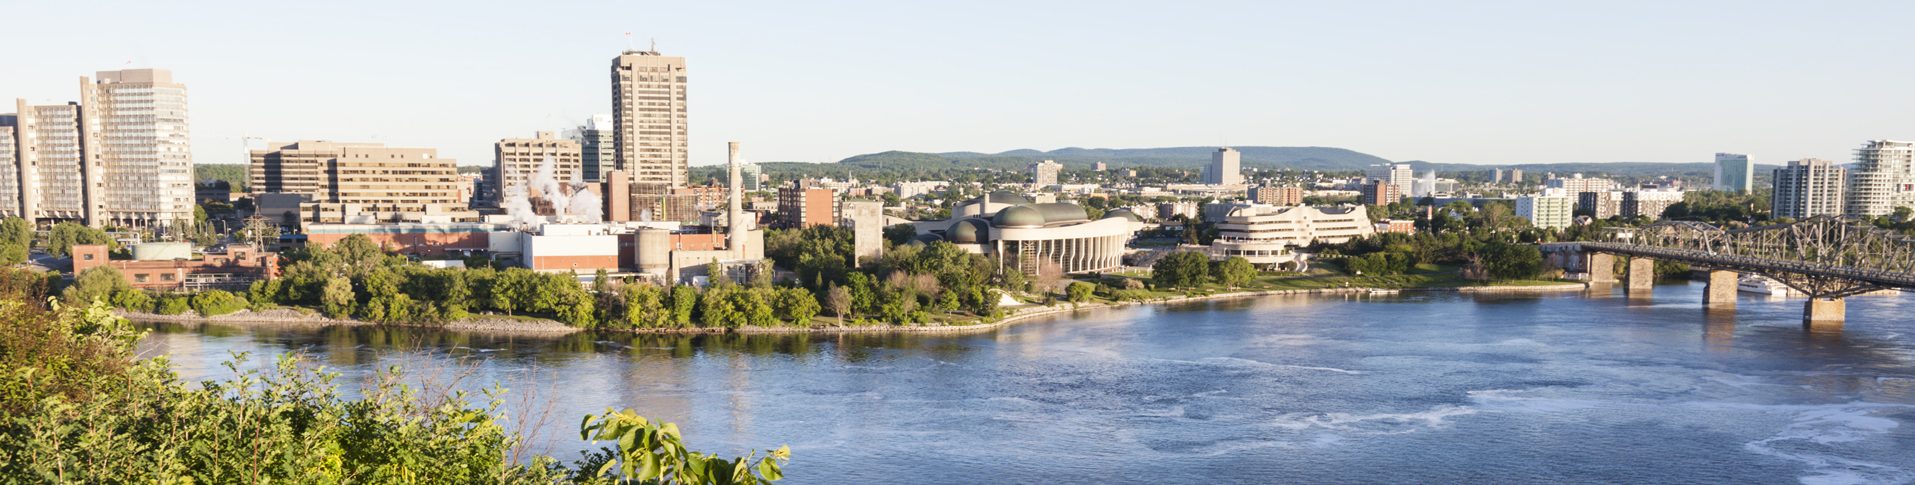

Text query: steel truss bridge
(1542, 216), (1915, 326)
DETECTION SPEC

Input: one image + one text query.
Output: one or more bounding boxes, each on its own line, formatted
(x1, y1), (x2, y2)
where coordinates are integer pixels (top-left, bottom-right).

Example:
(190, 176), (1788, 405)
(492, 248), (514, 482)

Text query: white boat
(1737, 275), (1799, 297)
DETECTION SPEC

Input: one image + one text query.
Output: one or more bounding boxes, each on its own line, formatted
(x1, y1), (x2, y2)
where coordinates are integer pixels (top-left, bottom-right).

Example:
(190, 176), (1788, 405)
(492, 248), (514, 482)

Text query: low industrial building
(71, 242), (280, 291)
(1208, 205), (1376, 268)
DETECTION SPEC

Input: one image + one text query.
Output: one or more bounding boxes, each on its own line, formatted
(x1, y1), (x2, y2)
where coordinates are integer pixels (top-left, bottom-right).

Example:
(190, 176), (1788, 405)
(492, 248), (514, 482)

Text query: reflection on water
(137, 282), (1915, 484)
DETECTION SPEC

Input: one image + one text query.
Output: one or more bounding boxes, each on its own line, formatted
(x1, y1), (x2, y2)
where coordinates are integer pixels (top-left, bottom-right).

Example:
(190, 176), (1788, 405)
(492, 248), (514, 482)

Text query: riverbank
(123, 281), (1589, 337)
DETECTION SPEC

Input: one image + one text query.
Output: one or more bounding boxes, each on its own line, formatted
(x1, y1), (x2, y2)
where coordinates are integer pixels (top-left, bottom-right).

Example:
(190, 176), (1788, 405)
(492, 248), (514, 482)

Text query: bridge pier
(1587, 253), (1616, 284)
(1803, 298), (1845, 331)
(1627, 257), (1655, 294)
(1703, 270), (1736, 309)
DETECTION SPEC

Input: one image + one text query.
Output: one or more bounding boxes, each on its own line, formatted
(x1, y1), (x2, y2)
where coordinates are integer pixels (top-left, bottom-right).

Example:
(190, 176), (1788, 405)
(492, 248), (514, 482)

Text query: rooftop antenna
(650, 38), (658, 53)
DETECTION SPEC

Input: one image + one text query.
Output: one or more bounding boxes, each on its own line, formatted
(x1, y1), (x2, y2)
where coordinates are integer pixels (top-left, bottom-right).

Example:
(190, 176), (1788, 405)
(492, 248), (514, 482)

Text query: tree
(669, 285), (698, 327)
(1212, 256), (1257, 287)
(0, 217), (31, 265)
(825, 283), (851, 319)
(1151, 251), (1211, 288)
(1066, 281), (1094, 306)
(109, 288), (154, 312)
(64, 266), (130, 307)
(46, 222), (115, 258)
(321, 276), (355, 319)
(883, 224), (918, 246)
(155, 294), (190, 315)
(777, 287), (820, 327)
(1479, 240), (1544, 280)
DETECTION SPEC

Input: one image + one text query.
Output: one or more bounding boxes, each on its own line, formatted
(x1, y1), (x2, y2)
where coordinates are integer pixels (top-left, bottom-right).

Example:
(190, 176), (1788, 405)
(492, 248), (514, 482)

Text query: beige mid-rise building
(493, 131), (583, 207)
(1, 68), (194, 227)
(249, 140), (469, 224)
(611, 50), (688, 195)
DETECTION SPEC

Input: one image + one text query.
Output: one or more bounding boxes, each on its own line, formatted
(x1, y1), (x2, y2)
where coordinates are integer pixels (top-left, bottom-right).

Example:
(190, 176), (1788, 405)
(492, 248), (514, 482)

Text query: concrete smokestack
(727, 141), (745, 255)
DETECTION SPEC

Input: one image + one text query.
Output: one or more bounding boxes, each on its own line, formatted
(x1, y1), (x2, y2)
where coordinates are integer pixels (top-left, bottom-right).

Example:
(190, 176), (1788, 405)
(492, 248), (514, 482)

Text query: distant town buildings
(1203, 147), (1243, 186)
(1844, 140), (1914, 217)
(1713, 153), (1753, 193)
(1210, 204), (1375, 268)
(740, 162), (763, 191)
(893, 181), (948, 199)
(1772, 158), (1846, 220)
(1249, 185), (1303, 206)
(612, 49), (689, 195)
(1516, 190), (1574, 229)
(1, 68), (196, 227)
(1030, 160), (1062, 187)
(1093, 161), (1108, 172)
(1509, 168), (1525, 185)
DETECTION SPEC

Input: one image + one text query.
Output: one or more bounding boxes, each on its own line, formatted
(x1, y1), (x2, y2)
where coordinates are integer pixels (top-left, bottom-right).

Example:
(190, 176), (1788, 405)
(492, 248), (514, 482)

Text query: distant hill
(835, 146), (1394, 171)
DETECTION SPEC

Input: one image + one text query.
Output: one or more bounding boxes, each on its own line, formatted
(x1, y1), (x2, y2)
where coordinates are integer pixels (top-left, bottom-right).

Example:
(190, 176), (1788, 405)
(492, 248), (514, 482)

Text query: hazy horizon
(6, 0), (1913, 168)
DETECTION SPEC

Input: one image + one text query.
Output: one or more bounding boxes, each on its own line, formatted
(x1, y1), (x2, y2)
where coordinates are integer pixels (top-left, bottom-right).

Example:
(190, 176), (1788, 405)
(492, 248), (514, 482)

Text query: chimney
(727, 141), (746, 255)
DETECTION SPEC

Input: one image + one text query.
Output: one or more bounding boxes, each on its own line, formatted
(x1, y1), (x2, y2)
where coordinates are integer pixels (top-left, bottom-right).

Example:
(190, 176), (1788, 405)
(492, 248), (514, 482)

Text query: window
(161, 273), (175, 281)
(82, 253), (95, 260)
(135, 274), (148, 283)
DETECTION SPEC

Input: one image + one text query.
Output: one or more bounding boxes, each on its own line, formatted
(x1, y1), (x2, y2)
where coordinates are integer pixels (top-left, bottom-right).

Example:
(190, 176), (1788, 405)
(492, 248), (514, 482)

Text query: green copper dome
(992, 205), (1045, 228)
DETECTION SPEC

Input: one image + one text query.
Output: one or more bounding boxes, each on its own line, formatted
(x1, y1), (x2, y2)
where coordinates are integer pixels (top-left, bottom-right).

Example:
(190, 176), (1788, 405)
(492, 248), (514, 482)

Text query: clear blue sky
(6, 0), (1913, 167)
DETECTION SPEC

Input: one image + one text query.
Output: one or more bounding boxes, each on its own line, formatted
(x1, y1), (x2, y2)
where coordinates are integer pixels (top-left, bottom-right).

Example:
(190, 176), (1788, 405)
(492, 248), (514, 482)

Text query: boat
(1737, 275), (1799, 297)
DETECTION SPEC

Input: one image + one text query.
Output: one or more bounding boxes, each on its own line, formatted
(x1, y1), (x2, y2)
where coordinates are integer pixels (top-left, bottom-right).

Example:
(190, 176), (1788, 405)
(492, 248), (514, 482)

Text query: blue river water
(136, 282), (1915, 484)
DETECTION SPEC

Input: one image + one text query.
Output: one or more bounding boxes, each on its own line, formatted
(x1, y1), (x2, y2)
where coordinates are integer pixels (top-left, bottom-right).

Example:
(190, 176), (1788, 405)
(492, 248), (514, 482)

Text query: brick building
(71, 243), (278, 291)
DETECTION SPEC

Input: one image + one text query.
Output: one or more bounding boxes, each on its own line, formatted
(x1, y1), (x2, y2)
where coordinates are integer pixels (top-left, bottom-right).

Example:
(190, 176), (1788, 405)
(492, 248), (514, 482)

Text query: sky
(5, 0), (1913, 167)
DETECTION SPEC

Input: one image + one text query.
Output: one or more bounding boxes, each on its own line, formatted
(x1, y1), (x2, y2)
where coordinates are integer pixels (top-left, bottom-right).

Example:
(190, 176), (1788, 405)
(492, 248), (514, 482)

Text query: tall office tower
(611, 50), (688, 195)
(1204, 147), (1243, 185)
(1844, 140), (1915, 217)
(493, 131), (583, 207)
(570, 114), (615, 182)
(1030, 160), (1062, 186)
(1510, 168), (1525, 186)
(1773, 158), (1847, 220)
(6, 101), (87, 222)
(1713, 153), (1753, 193)
(1368, 162), (1414, 196)
(1492, 168), (1504, 184)
(0, 122), (16, 217)
(88, 69), (195, 227)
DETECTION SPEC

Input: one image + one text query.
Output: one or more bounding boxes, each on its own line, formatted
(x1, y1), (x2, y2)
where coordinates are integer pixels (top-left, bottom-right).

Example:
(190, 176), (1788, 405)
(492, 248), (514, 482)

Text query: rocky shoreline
(124, 281), (1590, 337)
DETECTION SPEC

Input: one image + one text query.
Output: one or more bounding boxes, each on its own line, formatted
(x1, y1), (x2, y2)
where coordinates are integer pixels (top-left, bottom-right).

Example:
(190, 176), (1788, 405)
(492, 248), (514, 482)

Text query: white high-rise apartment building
(1772, 158), (1846, 220)
(1031, 160), (1062, 186)
(1204, 147), (1243, 185)
(91, 69), (195, 227)
(1844, 140), (1914, 217)
(611, 50), (688, 194)
(1545, 173), (1615, 194)
(1516, 189), (1574, 229)
(1713, 153), (1753, 193)
(493, 131), (583, 208)
(1, 69), (193, 227)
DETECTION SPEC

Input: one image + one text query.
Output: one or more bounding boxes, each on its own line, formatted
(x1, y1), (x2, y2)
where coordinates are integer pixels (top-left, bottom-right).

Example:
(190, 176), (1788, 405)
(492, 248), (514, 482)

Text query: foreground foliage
(0, 296), (789, 483)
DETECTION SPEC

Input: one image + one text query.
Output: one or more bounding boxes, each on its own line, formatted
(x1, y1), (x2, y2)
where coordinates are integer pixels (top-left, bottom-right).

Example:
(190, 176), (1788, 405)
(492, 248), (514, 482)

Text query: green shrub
(190, 290), (247, 317)
(108, 289), (153, 312)
(155, 295), (190, 315)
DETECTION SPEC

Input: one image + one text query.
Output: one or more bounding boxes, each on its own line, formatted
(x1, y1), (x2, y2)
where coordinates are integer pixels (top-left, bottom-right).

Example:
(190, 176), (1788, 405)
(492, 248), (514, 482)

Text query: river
(136, 282), (1915, 484)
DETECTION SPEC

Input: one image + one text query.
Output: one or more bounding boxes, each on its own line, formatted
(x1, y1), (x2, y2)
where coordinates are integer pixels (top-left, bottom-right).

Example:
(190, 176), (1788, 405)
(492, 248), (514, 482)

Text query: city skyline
(5, 1), (1915, 168)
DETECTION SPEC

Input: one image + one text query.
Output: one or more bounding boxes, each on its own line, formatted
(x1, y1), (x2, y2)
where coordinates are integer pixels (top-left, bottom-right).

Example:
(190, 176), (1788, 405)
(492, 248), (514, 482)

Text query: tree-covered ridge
(194, 163), (249, 192)
(834, 146), (1393, 171)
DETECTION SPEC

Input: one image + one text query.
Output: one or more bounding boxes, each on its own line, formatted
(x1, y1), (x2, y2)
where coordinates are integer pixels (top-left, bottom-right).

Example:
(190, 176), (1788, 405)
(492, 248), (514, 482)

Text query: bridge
(1541, 217), (1915, 330)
